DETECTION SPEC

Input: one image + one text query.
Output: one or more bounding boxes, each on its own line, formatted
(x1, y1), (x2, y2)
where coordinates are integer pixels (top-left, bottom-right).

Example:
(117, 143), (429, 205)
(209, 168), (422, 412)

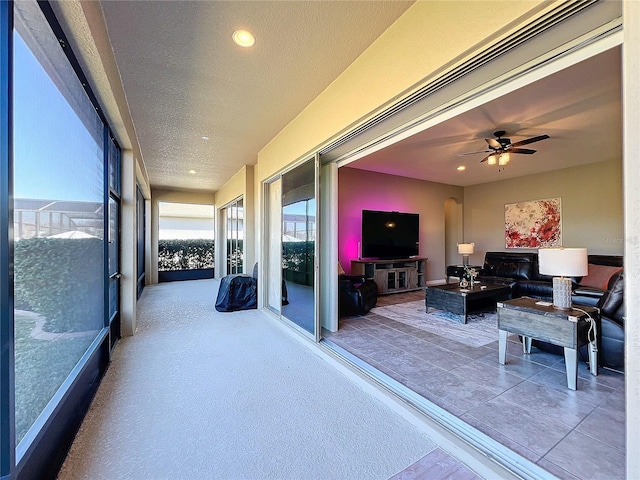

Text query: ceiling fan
(458, 130), (550, 165)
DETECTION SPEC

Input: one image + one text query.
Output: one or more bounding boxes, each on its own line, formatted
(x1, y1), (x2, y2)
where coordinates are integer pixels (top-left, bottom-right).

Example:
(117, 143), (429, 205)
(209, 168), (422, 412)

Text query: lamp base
(462, 255), (470, 266)
(552, 277), (573, 309)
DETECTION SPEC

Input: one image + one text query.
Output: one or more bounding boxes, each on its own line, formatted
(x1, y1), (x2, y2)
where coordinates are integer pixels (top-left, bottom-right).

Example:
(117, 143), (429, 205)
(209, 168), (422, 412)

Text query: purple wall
(338, 167), (463, 279)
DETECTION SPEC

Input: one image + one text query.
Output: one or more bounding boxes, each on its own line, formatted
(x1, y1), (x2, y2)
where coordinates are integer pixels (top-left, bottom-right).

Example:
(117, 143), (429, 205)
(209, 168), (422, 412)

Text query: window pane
(158, 202), (214, 272)
(13, 2), (105, 447)
(109, 136), (120, 194)
(109, 277), (119, 321)
(109, 196), (119, 276)
(224, 198), (244, 275)
(236, 199), (244, 273)
(136, 186), (145, 291)
(226, 205), (233, 274)
(282, 159), (316, 334)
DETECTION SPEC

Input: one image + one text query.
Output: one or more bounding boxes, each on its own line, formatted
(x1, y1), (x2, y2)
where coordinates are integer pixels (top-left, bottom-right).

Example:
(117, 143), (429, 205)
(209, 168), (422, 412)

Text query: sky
(13, 30), (104, 203)
(284, 198), (315, 216)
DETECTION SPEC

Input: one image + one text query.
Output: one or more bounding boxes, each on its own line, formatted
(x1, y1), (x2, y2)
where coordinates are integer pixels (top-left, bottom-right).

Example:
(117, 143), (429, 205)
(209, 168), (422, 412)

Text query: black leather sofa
(339, 274), (378, 316)
(476, 251), (540, 295)
(478, 251), (624, 370)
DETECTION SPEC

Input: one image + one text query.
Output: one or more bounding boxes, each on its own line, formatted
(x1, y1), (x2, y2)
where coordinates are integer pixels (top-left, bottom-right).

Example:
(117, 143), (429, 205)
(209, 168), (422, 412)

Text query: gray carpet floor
(56, 279), (477, 480)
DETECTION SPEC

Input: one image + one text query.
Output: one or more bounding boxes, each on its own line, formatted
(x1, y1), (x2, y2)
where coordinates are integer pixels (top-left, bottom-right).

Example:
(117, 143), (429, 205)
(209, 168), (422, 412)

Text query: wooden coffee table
(425, 283), (511, 324)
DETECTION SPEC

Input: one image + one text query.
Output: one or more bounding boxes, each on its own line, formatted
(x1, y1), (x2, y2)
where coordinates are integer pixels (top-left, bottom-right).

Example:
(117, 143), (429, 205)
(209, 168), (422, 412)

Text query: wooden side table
(497, 297), (599, 390)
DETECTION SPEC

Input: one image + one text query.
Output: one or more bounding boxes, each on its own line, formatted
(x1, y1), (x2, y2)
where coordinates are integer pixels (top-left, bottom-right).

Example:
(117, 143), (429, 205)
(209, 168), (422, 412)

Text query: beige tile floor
(325, 291), (625, 480)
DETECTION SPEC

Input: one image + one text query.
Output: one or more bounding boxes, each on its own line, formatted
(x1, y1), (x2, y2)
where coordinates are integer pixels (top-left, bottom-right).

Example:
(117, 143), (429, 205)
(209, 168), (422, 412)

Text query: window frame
(3, 1), (121, 477)
(1, 1), (15, 476)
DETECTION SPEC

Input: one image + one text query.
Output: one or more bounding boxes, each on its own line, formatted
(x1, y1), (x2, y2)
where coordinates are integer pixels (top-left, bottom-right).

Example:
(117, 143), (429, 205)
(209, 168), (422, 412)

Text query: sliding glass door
(222, 197), (244, 276)
(281, 158), (317, 335)
(265, 179), (282, 314)
(264, 156), (319, 339)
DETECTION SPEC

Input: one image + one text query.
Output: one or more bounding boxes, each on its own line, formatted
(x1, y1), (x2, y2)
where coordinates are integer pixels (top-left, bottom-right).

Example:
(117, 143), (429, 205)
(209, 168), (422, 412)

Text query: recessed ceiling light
(189, 170), (197, 175)
(201, 136), (210, 141)
(232, 29), (255, 48)
(457, 165), (466, 171)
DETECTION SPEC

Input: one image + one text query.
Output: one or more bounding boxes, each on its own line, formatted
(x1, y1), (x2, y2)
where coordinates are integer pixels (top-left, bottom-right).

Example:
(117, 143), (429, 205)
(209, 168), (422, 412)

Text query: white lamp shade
(538, 248), (588, 277)
(458, 243), (474, 255)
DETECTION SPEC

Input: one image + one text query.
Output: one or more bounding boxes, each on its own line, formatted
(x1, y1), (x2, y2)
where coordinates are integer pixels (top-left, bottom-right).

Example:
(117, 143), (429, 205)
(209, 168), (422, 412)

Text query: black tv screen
(361, 210), (419, 259)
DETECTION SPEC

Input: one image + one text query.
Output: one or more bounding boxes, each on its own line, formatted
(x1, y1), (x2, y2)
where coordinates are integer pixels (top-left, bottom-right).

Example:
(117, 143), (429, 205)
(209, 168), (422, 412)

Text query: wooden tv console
(351, 257), (427, 295)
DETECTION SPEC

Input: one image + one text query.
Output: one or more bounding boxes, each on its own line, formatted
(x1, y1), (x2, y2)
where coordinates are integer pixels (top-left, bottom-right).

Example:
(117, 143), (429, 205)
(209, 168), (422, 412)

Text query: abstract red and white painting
(504, 197), (562, 248)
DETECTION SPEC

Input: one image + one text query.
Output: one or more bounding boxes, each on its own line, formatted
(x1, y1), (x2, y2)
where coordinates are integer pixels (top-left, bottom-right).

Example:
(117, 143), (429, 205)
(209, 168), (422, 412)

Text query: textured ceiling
(98, 2), (621, 193)
(99, 1), (415, 192)
(348, 46), (622, 186)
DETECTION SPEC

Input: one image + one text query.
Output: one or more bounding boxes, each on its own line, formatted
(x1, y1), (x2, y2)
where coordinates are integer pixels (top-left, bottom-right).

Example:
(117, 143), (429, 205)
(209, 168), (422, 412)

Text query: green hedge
(158, 239), (214, 271)
(14, 237), (104, 332)
(283, 241), (314, 286)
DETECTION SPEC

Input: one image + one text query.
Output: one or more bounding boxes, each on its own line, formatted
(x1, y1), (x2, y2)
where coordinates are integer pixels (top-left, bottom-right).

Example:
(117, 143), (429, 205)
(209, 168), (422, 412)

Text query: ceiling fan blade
(455, 149), (492, 157)
(508, 148), (536, 155)
(510, 134), (550, 148)
(485, 138), (502, 149)
(479, 153), (493, 163)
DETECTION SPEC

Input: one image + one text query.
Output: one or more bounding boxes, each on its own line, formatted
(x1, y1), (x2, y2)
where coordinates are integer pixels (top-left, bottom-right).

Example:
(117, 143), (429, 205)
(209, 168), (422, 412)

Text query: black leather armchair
(339, 274), (378, 316)
(597, 271), (624, 370)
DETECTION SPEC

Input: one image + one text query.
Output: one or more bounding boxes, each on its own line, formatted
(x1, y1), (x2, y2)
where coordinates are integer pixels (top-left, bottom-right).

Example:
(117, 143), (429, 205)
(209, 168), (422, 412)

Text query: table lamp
(457, 243), (474, 266)
(538, 247), (588, 309)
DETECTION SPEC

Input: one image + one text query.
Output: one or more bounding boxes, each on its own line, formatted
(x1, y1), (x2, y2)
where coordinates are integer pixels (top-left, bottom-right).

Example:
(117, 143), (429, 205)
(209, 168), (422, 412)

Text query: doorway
(444, 197), (463, 271)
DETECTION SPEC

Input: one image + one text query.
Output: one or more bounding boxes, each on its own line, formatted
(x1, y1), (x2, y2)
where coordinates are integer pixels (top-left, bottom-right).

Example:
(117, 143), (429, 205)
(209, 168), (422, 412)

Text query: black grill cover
(215, 275), (257, 312)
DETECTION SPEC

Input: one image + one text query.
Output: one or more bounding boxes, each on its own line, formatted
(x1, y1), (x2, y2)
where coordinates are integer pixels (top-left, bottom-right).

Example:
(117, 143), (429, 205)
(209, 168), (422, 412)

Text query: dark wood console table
(351, 257), (427, 295)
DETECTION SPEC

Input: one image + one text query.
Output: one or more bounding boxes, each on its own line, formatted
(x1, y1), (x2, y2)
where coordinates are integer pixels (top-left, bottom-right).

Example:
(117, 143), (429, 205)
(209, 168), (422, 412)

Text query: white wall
(158, 217), (215, 240)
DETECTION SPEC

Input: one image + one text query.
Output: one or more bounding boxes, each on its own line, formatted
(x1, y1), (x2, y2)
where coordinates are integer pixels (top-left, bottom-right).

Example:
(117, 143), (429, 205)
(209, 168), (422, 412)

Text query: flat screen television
(361, 210), (419, 259)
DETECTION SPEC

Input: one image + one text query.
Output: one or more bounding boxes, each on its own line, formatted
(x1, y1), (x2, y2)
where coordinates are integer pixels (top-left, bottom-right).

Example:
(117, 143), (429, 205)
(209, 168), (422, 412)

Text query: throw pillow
(579, 263), (623, 289)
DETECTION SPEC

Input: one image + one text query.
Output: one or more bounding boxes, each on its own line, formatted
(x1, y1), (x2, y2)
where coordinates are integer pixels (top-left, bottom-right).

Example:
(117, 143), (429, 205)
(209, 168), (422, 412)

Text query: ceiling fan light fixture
(463, 131), (549, 168)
